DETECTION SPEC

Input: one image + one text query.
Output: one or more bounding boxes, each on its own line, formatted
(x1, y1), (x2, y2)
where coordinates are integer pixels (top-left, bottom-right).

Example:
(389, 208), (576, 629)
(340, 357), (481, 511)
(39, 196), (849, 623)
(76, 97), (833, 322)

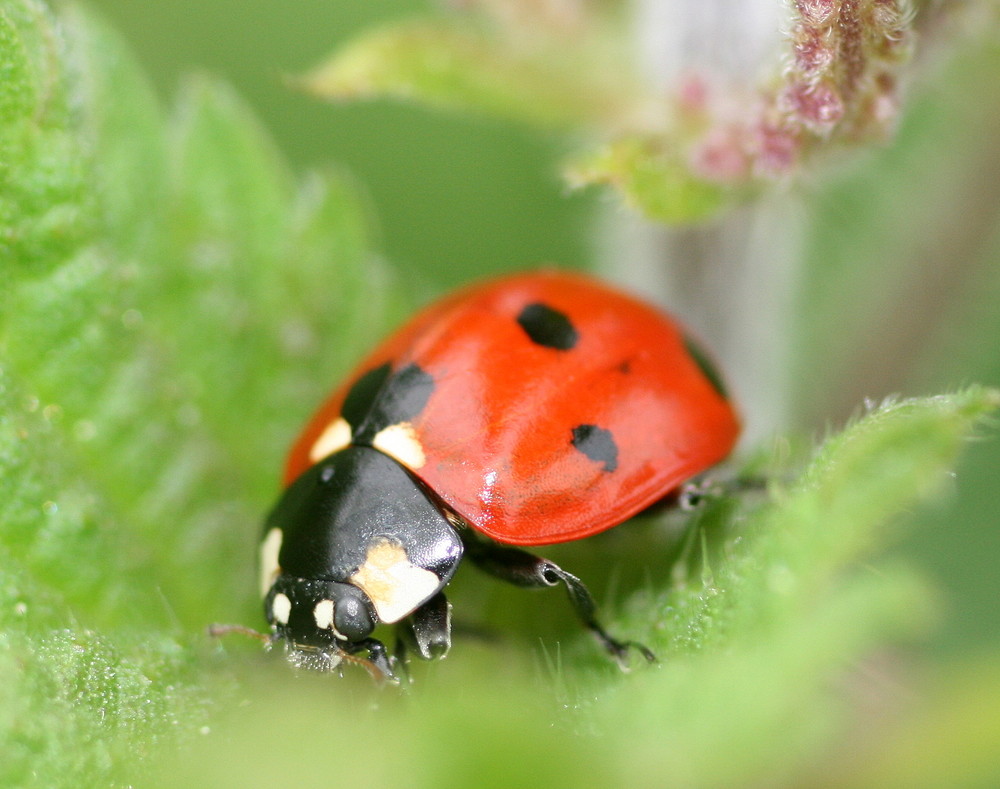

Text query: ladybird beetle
(251, 271), (739, 678)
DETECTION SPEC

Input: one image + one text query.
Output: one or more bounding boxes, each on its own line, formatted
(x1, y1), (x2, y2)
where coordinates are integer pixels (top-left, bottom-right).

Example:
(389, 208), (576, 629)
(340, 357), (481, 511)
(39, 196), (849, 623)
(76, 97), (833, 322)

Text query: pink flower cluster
(690, 0), (912, 185)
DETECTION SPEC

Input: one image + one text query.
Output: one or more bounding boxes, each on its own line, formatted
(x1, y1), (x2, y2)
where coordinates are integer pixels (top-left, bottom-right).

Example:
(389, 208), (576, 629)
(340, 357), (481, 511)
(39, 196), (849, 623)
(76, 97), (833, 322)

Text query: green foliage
(566, 137), (730, 224)
(1, 2), (401, 783)
(299, 20), (632, 130)
(1, 2), (998, 786)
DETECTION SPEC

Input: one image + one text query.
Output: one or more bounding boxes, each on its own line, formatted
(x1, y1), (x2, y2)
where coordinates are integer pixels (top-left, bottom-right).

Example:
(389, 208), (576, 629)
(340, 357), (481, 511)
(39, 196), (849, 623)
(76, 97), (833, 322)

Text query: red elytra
(285, 271), (740, 546)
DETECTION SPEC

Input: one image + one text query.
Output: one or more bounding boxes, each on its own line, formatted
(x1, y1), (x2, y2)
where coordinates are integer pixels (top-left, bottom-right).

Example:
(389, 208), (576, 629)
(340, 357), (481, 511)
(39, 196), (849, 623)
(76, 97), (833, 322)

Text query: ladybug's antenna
(333, 651), (391, 682)
(207, 623), (274, 644)
(208, 623), (393, 683)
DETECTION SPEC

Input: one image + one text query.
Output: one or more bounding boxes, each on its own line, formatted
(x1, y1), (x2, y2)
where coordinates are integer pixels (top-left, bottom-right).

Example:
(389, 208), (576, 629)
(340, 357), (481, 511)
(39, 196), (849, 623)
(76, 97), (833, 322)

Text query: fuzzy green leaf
(0, 2), (397, 783)
(831, 653), (1000, 787)
(299, 20), (633, 129)
(0, 0), (89, 279)
(595, 388), (1000, 784)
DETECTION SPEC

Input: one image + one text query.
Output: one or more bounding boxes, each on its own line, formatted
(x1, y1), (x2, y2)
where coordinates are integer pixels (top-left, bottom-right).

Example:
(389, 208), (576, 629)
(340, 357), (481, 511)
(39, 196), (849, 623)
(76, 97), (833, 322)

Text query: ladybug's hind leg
(461, 536), (656, 669)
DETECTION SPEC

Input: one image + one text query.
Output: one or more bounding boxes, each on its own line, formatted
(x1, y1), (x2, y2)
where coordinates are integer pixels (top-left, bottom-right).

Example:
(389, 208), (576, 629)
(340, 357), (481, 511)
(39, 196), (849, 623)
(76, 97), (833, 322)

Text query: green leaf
(61, 2), (168, 254)
(0, 4), (33, 125)
(0, 598), (209, 788)
(160, 76), (405, 491)
(299, 20), (634, 129)
(0, 3), (396, 783)
(0, 0), (89, 279)
(831, 653), (1000, 787)
(566, 137), (732, 224)
(596, 388), (1000, 784)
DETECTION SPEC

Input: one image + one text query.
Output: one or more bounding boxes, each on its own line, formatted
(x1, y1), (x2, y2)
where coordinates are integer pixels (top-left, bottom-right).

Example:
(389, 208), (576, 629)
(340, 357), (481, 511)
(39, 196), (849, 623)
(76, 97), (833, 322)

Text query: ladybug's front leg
(347, 637), (398, 682)
(398, 591), (452, 661)
(460, 536), (656, 668)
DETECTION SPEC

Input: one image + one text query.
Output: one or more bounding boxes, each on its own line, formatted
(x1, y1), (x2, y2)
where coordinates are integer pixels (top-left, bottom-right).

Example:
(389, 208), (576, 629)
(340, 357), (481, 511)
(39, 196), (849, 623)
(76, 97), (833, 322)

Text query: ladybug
(256, 271), (739, 678)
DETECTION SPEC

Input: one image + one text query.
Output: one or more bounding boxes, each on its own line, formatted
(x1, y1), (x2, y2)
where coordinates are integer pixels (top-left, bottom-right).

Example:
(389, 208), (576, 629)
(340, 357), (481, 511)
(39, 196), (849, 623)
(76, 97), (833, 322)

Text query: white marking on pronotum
(349, 538), (439, 624)
(272, 592), (292, 625)
(372, 421), (426, 469)
(260, 527), (283, 596)
(309, 417), (352, 463)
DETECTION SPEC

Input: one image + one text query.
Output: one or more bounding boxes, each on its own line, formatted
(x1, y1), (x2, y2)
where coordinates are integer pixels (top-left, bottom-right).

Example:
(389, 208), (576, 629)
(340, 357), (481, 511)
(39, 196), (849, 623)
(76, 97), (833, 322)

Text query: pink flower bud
(795, 0), (838, 26)
(691, 127), (751, 183)
(754, 122), (801, 175)
(869, 72), (900, 127)
(677, 73), (710, 114)
(793, 24), (836, 77)
(783, 80), (844, 133)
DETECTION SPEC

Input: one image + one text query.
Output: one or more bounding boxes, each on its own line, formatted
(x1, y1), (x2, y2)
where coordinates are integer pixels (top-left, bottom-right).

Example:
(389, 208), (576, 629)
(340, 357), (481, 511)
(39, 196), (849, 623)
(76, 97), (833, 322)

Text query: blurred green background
(85, 0), (1000, 660)
(87, 0), (595, 287)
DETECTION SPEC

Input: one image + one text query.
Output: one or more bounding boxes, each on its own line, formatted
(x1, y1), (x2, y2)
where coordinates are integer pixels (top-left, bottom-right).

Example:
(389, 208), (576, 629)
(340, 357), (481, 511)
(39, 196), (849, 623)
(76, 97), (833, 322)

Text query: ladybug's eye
(334, 591), (376, 641)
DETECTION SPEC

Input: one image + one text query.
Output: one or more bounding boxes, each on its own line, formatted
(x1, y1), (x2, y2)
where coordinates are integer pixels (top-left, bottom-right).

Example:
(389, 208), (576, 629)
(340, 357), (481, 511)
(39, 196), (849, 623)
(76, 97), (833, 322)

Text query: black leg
(461, 536), (656, 668)
(677, 474), (769, 510)
(390, 592), (452, 682)
(402, 591), (453, 661)
(392, 633), (411, 683)
(349, 637), (398, 682)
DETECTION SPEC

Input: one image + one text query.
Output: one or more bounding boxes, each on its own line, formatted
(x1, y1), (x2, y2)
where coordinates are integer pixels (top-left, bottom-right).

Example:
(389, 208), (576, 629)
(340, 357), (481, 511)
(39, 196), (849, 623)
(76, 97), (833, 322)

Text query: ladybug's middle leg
(460, 535), (656, 668)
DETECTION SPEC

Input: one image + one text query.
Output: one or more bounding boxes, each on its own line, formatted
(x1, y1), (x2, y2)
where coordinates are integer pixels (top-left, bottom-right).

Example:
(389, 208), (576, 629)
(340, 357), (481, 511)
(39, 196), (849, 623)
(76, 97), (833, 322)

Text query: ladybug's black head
(265, 574), (377, 648)
(262, 446), (464, 642)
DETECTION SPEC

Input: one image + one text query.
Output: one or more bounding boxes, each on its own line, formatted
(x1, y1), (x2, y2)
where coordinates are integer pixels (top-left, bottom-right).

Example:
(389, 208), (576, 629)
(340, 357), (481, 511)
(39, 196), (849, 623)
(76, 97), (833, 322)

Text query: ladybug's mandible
(254, 271), (739, 678)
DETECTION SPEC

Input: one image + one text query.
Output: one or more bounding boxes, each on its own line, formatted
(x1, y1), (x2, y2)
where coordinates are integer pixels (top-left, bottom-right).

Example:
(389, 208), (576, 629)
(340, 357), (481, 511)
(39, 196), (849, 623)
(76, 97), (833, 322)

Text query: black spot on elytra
(517, 303), (578, 351)
(571, 424), (619, 473)
(683, 335), (729, 400)
(378, 363), (435, 423)
(348, 362), (436, 443)
(341, 363), (392, 427)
